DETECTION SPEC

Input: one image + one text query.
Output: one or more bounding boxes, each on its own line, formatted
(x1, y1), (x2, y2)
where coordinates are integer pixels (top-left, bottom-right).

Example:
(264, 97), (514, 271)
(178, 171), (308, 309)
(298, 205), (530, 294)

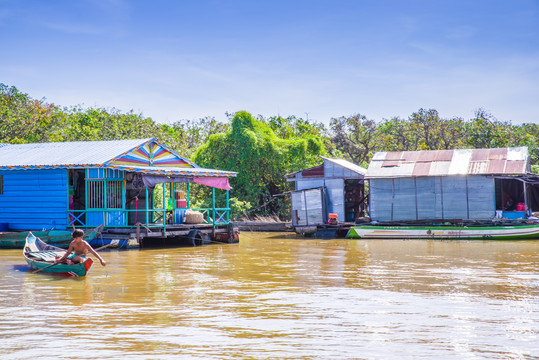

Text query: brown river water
(1, 232), (538, 359)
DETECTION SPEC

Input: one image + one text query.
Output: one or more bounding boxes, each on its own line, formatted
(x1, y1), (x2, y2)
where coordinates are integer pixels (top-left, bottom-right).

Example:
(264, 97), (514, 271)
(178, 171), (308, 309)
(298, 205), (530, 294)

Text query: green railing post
(162, 182), (166, 228)
(84, 169), (89, 223)
(123, 179), (126, 226)
(145, 187), (149, 226)
(226, 189), (230, 224)
(212, 187), (216, 228)
(187, 183), (191, 208)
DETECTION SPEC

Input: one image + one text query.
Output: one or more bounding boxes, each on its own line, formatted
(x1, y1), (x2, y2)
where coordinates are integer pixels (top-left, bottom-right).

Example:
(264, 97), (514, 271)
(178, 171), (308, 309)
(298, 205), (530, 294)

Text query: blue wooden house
(0, 139), (236, 234)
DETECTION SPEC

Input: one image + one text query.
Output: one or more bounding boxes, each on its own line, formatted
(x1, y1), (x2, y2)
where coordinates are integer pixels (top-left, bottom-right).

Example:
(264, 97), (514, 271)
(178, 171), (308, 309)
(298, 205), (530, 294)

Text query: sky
(1, 0), (538, 125)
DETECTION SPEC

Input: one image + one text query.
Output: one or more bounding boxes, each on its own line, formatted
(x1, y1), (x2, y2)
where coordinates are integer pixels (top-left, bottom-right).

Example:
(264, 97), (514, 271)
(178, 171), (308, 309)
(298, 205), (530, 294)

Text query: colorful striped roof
(0, 139), (236, 177)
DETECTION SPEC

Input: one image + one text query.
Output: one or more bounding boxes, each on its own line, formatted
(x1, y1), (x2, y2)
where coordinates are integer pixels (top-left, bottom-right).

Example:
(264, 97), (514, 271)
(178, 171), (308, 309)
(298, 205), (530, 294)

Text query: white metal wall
(370, 175), (495, 222)
(291, 188), (325, 226)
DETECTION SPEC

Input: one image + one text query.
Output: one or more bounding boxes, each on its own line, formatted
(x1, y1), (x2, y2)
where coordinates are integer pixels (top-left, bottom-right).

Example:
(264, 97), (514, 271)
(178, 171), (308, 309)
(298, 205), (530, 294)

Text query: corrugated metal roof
(286, 156), (367, 179)
(366, 147), (529, 178)
(0, 139), (151, 167)
(320, 156), (367, 176)
(0, 139), (238, 178)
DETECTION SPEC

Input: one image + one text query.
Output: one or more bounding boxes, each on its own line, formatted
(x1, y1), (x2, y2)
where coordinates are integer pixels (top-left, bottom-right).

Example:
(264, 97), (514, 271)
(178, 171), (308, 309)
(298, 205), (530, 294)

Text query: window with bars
(87, 180), (123, 209)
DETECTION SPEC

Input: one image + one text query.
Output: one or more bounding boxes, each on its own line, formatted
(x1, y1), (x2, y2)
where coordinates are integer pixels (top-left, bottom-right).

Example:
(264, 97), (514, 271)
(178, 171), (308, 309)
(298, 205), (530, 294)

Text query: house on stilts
(365, 146), (539, 224)
(0, 138), (238, 247)
(286, 156), (367, 236)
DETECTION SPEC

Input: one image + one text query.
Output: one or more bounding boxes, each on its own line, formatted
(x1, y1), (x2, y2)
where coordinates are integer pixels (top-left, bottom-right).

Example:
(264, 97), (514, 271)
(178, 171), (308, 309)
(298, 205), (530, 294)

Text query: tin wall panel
(296, 179), (324, 191)
(291, 189), (324, 226)
(324, 161), (341, 178)
(441, 176), (468, 219)
(392, 178), (417, 221)
(326, 178), (344, 221)
(467, 176), (495, 219)
(416, 177), (438, 220)
(369, 179), (394, 222)
(291, 192), (305, 226)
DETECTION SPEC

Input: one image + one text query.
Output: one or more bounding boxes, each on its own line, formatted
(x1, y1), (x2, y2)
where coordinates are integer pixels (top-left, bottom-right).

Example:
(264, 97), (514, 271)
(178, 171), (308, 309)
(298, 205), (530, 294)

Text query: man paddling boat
(55, 229), (106, 267)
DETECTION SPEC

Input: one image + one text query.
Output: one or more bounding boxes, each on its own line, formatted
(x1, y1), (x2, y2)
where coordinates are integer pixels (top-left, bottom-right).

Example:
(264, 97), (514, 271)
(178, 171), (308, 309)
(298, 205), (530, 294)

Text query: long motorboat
(0, 225), (103, 249)
(23, 232), (94, 277)
(346, 223), (539, 240)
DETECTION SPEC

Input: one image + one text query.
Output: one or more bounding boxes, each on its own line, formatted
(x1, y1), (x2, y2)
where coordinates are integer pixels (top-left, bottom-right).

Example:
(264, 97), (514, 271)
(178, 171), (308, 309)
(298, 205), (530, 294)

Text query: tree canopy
(192, 111), (326, 216)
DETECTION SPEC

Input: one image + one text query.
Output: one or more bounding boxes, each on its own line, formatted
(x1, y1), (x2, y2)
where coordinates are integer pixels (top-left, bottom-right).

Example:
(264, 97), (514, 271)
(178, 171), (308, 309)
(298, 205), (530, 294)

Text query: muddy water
(1, 233), (538, 359)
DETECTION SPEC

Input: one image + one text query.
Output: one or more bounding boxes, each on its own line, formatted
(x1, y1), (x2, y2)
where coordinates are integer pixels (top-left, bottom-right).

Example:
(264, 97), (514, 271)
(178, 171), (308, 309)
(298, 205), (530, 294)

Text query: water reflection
(0, 234), (538, 359)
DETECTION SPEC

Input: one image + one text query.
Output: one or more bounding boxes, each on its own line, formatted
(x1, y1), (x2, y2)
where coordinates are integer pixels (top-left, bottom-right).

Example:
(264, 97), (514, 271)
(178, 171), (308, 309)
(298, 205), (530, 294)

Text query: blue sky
(1, 0), (538, 125)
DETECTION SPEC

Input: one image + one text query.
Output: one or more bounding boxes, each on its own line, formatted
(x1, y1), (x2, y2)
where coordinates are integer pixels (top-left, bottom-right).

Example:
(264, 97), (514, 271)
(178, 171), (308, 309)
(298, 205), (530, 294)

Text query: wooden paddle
(32, 243), (113, 273)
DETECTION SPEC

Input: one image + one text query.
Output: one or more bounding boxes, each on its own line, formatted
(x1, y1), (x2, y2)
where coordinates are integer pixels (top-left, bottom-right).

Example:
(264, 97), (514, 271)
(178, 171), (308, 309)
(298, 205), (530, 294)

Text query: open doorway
(495, 178), (525, 211)
(344, 179), (365, 222)
(125, 172), (147, 225)
(69, 169), (86, 225)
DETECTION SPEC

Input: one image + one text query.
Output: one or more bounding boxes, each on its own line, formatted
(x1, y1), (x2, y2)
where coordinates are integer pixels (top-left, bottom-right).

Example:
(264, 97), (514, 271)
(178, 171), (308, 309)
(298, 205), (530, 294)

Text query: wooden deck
(92, 223), (239, 249)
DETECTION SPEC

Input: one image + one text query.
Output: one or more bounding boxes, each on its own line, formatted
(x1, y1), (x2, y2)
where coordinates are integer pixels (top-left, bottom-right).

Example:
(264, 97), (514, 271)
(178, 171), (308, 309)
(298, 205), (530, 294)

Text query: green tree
(329, 114), (378, 166)
(0, 84), (68, 143)
(406, 109), (468, 150)
(64, 107), (164, 142)
(192, 111), (326, 217)
(164, 117), (230, 158)
(377, 116), (415, 151)
(465, 108), (512, 149)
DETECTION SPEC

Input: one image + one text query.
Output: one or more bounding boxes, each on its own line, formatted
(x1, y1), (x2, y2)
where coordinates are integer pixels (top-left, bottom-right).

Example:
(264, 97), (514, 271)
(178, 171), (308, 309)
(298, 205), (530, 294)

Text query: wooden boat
(0, 225), (103, 249)
(23, 232), (94, 277)
(346, 224), (539, 240)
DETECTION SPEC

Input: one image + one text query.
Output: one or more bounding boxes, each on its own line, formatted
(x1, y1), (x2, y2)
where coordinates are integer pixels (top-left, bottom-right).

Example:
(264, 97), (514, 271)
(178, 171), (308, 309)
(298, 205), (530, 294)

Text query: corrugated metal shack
(286, 156), (367, 228)
(0, 138), (238, 247)
(366, 147), (539, 224)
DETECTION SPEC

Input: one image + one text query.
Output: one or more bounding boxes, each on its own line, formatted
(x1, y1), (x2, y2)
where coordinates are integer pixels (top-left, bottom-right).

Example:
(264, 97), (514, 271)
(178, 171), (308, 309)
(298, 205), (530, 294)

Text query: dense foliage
(1, 84), (538, 218)
(192, 111), (326, 217)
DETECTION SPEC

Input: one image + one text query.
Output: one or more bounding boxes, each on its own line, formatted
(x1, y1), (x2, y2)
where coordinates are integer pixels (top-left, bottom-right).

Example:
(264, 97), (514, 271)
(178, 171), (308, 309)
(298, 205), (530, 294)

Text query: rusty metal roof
(366, 147), (529, 178)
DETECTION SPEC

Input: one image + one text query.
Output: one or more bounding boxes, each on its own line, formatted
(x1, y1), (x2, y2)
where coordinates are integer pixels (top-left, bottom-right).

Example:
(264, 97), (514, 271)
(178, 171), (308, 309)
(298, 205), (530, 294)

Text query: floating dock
(91, 223), (239, 249)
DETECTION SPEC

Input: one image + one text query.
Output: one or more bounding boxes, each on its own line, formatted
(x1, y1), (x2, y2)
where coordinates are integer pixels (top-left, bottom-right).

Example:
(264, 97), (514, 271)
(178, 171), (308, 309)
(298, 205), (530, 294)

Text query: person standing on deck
(55, 229), (107, 266)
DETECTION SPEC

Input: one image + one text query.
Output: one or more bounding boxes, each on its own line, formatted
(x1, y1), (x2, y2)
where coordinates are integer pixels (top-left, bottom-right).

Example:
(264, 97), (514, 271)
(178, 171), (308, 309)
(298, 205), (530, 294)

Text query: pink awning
(193, 177), (232, 190)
